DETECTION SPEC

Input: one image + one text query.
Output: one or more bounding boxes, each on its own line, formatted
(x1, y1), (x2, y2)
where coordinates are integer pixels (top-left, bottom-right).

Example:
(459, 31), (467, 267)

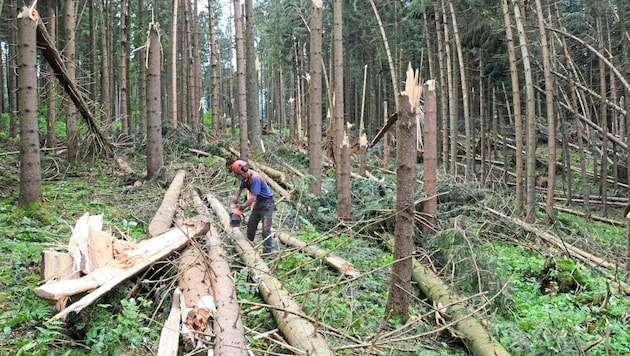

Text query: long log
(149, 170), (186, 236)
(205, 194), (334, 355)
(178, 246), (216, 351)
(276, 231), (359, 277)
(382, 235), (509, 356)
(38, 219), (209, 320)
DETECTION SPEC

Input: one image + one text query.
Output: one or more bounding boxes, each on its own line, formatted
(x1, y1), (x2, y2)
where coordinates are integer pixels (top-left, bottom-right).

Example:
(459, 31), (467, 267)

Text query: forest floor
(0, 128), (629, 355)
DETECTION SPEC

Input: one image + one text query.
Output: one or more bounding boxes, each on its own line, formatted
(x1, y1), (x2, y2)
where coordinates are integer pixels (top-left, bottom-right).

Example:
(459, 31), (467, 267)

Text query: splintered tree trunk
(206, 226), (248, 355)
(308, 0), (323, 196)
(17, 6), (42, 207)
(147, 22), (164, 178)
(387, 65), (420, 321)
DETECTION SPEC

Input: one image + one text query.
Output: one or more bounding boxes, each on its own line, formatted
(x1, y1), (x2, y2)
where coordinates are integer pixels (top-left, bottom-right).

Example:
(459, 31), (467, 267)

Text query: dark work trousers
(246, 196), (275, 252)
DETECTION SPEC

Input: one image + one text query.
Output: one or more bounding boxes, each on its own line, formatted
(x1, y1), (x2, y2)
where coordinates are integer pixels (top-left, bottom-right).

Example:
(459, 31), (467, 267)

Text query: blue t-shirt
(240, 170), (273, 199)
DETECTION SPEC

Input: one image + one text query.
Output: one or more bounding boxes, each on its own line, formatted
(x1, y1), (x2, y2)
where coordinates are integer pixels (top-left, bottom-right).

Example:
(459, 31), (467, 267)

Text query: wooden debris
(157, 288), (182, 356)
(149, 170), (186, 236)
(205, 194), (334, 356)
(276, 231), (359, 277)
(178, 246), (216, 351)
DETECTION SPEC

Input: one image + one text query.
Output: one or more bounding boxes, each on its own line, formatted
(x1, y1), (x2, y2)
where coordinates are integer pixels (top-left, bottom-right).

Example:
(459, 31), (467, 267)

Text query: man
(230, 159), (275, 253)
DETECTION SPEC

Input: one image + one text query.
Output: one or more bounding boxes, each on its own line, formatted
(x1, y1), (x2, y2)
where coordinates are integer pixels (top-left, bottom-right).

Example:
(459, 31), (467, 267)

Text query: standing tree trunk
(64, 0), (78, 163)
(193, 0), (202, 130)
(448, 0), (473, 180)
(245, 0), (262, 150)
(17, 6), (42, 207)
(146, 22), (164, 179)
(234, 0), (248, 160)
(387, 65), (420, 321)
(596, 14), (608, 217)
(369, 0), (399, 113)
(308, 0), (323, 196)
(535, 0), (556, 220)
(45, 1), (57, 149)
(209, 0), (222, 131)
(502, 0), (524, 216)
(333, 0), (350, 221)
(138, 0), (147, 134)
(434, 3), (449, 171)
(98, 0), (111, 126)
(169, 0), (178, 130)
(119, 0), (129, 135)
(423, 80), (437, 235)
(513, 0), (537, 223)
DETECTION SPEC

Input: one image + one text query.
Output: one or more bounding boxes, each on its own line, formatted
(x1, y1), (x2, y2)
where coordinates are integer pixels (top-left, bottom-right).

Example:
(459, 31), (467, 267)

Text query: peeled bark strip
(157, 288), (182, 356)
(276, 231), (359, 277)
(206, 226), (249, 355)
(37, 219), (209, 320)
(149, 170), (186, 236)
(178, 246), (215, 351)
(205, 194), (333, 355)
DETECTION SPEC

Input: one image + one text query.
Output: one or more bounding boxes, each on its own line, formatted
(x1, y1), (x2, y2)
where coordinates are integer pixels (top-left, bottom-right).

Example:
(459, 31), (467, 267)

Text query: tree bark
(147, 22), (164, 178)
(149, 170), (186, 236)
(45, 1), (57, 149)
(387, 65), (420, 321)
(206, 226), (249, 355)
(234, 0), (249, 160)
(119, 0), (129, 134)
(245, 0), (262, 150)
(209, 1), (222, 131)
(423, 80), (437, 235)
(205, 194), (334, 355)
(17, 6), (42, 207)
(308, 0), (323, 196)
(169, 0), (178, 129)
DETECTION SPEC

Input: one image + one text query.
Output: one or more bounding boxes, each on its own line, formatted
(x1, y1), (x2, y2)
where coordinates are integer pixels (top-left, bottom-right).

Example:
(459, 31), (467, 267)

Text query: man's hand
(230, 199), (238, 209)
(234, 207), (244, 216)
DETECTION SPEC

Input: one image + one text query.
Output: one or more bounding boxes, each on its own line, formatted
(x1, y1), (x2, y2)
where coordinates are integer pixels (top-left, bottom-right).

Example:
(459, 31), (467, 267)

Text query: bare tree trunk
(423, 80), (437, 235)
(8, 0), (18, 138)
(209, 0), (221, 131)
(17, 6), (42, 207)
(433, 3), (449, 171)
(617, 0), (630, 273)
(64, 0), (78, 163)
(333, 0), (350, 221)
(596, 14), (608, 217)
(448, 0), (473, 180)
(308, 0), (323, 196)
(169, 0), (178, 129)
(45, 1), (57, 149)
(513, 0), (537, 223)
(245, 0), (262, 150)
(120, 0), (129, 135)
(369, 0), (399, 113)
(387, 66), (420, 321)
(383, 101), (390, 168)
(193, 0), (202, 130)
(138, 0), (147, 134)
(535, 0), (556, 220)
(440, 0), (457, 175)
(147, 22), (164, 178)
(234, 0), (248, 160)
(97, 0), (111, 126)
(502, 0), (524, 216)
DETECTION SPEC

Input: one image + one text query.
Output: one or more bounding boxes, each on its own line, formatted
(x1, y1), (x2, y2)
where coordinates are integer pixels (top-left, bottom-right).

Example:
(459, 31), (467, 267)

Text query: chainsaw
(229, 209), (242, 227)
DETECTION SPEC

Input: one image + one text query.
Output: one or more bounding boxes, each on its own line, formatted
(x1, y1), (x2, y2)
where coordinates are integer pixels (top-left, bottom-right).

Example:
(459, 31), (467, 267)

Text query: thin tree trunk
(45, 1), (57, 149)
(169, 0), (178, 129)
(448, 0), (473, 180)
(535, 0), (556, 220)
(17, 6), (42, 207)
(596, 14), (608, 217)
(120, 0), (129, 135)
(369, 0), (399, 113)
(387, 65), (420, 321)
(308, 0), (323, 196)
(234, 0), (248, 160)
(423, 80), (437, 235)
(513, 0), (537, 223)
(245, 0), (261, 150)
(97, 0), (111, 126)
(502, 0), (524, 216)
(64, 0), (78, 163)
(209, 0), (221, 131)
(193, 0), (202, 130)
(147, 22), (164, 178)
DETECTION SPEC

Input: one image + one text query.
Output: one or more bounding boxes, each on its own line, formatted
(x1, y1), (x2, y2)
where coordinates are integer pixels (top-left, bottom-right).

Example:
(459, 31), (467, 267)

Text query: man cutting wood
(230, 159), (276, 254)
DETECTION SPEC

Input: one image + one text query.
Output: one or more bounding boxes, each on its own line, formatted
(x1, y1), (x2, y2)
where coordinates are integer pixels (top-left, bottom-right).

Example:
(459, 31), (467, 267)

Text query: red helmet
(231, 159), (249, 173)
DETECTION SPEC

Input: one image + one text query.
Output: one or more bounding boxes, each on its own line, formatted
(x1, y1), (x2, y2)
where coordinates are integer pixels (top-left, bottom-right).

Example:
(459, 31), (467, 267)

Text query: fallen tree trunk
(276, 231), (359, 277)
(149, 170), (187, 236)
(382, 234), (509, 356)
(37, 219), (209, 320)
(178, 246), (216, 351)
(205, 193), (334, 355)
(483, 206), (630, 294)
(157, 288), (182, 356)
